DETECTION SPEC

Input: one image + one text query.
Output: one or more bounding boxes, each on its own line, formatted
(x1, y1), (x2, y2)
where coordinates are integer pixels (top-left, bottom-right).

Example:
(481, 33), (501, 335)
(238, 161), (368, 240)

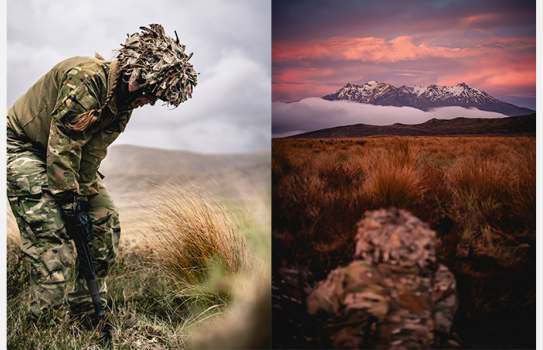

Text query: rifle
(62, 199), (105, 326)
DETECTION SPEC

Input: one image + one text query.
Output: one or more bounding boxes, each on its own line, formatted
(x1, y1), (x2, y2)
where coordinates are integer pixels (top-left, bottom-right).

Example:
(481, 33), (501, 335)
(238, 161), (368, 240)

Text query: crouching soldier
(6, 24), (197, 338)
(306, 208), (460, 349)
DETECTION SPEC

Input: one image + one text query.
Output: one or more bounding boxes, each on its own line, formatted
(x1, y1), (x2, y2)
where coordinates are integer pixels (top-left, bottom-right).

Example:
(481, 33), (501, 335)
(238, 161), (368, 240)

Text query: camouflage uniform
(7, 56), (131, 315)
(306, 209), (458, 349)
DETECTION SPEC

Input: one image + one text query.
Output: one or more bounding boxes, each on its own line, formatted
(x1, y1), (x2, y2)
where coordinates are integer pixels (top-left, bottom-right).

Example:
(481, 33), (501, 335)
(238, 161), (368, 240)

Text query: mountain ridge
(322, 81), (534, 116)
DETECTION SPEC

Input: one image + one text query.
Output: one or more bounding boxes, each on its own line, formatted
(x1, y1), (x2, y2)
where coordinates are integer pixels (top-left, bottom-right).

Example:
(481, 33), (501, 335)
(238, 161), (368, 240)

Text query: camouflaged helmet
(353, 208), (437, 270)
(117, 24), (198, 108)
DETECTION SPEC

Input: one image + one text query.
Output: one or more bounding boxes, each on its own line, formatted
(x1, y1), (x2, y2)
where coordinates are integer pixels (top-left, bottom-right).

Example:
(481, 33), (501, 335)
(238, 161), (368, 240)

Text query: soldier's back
(307, 260), (442, 349)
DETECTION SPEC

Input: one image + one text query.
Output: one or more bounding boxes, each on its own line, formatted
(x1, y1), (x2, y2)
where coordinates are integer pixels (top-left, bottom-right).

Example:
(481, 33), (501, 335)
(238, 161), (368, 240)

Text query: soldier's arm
(306, 268), (343, 317)
(306, 262), (389, 349)
(78, 112), (131, 197)
(47, 67), (105, 202)
(433, 264), (459, 335)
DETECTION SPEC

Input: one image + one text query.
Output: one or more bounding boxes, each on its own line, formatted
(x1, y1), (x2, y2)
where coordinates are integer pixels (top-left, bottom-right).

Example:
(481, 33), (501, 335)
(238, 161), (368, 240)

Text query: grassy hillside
(100, 144), (269, 173)
(288, 113), (535, 139)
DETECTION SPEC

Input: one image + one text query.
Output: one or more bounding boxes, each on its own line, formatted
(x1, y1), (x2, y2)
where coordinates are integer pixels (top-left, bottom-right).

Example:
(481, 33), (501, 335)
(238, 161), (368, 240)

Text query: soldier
(6, 24), (198, 334)
(306, 208), (459, 349)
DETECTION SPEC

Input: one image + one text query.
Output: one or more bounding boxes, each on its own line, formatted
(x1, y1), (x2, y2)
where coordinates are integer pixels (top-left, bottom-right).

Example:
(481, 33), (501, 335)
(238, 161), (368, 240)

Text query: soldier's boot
(29, 306), (70, 328)
(69, 312), (114, 344)
(94, 312), (137, 346)
(87, 312), (136, 344)
(95, 315), (114, 345)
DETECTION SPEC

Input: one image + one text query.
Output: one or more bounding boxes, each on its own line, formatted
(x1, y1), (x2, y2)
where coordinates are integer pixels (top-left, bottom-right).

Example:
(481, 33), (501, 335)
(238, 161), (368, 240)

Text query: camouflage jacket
(306, 260), (458, 349)
(7, 56), (132, 200)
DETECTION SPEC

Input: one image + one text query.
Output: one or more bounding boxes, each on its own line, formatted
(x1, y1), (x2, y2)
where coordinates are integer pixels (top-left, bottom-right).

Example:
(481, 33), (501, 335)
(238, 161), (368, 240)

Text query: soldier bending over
(306, 208), (459, 349)
(7, 24), (197, 338)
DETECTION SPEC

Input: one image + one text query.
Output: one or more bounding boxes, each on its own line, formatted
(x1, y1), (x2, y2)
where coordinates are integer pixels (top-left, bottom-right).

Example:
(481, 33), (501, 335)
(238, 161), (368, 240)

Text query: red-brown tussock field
(272, 135), (535, 348)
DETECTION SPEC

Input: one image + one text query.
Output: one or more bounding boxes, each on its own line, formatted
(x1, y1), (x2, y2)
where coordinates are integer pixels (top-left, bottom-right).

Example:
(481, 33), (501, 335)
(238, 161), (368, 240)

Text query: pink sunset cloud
(273, 68), (334, 83)
(437, 54), (535, 90)
(272, 83), (334, 102)
(462, 13), (499, 24)
(273, 36), (485, 63)
(273, 67), (337, 100)
(468, 36), (535, 51)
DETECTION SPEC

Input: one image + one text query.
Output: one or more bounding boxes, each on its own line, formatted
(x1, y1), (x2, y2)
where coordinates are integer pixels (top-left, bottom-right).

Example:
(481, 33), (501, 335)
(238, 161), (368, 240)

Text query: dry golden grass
(273, 135), (535, 348)
(140, 183), (271, 349)
(141, 183), (253, 302)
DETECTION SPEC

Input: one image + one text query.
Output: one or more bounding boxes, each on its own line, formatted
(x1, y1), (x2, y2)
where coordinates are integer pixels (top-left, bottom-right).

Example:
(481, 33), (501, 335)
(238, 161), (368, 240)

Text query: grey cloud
(122, 49), (271, 153)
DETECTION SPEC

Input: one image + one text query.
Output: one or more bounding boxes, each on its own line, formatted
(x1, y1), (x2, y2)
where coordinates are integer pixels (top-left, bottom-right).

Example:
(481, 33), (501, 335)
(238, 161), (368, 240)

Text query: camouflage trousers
(7, 128), (120, 316)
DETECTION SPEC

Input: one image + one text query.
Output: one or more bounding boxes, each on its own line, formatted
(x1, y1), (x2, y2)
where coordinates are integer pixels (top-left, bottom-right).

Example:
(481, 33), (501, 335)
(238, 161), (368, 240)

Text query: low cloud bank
(272, 97), (508, 137)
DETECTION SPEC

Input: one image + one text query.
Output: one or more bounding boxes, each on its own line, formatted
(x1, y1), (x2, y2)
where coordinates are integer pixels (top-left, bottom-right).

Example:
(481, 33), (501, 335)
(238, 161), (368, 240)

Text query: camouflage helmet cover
(117, 24), (198, 107)
(353, 208), (437, 270)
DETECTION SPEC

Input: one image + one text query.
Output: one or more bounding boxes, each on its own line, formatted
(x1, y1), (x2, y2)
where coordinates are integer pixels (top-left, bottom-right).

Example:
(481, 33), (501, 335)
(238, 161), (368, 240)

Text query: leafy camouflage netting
(117, 24), (198, 108)
(353, 208), (437, 270)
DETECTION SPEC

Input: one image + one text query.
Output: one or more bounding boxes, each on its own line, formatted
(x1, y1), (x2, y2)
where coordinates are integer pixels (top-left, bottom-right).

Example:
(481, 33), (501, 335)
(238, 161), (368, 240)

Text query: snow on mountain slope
(323, 81), (534, 116)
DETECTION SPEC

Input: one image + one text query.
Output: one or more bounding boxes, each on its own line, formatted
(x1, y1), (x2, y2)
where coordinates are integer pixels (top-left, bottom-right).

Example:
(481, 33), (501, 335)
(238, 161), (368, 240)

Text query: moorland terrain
(7, 144), (271, 246)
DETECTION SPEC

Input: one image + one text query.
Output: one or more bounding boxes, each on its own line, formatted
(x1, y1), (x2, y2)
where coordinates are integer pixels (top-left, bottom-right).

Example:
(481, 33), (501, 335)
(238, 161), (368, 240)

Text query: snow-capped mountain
(322, 81), (534, 116)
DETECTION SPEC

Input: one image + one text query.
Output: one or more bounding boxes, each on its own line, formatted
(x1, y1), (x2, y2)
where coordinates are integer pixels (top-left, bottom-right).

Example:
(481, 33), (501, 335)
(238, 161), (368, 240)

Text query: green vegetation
(7, 184), (270, 349)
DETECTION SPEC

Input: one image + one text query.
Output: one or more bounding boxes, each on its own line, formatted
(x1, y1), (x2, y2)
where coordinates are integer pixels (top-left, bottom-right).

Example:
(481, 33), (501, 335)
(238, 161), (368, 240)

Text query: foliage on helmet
(117, 24), (198, 108)
(353, 208), (437, 270)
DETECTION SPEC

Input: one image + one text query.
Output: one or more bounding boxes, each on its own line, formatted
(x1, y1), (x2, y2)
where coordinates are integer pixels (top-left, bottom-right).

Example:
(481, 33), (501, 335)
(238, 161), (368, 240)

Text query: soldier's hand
(61, 198), (93, 242)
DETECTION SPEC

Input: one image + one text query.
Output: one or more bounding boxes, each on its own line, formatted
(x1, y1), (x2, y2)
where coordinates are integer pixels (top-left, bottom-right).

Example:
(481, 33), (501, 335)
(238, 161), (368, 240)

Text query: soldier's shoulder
(434, 264), (456, 287)
(346, 259), (375, 271)
(341, 260), (384, 287)
(54, 56), (110, 80)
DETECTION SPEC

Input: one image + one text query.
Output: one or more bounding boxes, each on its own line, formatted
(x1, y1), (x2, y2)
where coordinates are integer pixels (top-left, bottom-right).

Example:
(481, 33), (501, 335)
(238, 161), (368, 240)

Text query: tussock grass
(365, 162), (426, 208)
(273, 135), (535, 348)
(135, 182), (258, 330)
(143, 184), (250, 288)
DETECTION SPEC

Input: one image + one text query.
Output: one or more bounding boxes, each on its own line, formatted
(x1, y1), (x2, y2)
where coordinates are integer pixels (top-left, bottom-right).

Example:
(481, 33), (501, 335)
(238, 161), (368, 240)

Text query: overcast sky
(273, 0), (535, 108)
(7, 0), (271, 154)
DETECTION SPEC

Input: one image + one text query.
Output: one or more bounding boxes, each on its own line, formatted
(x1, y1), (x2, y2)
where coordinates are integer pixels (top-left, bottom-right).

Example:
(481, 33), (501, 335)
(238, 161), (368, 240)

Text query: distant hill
(100, 145), (270, 174)
(287, 114), (535, 139)
(99, 145), (271, 209)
